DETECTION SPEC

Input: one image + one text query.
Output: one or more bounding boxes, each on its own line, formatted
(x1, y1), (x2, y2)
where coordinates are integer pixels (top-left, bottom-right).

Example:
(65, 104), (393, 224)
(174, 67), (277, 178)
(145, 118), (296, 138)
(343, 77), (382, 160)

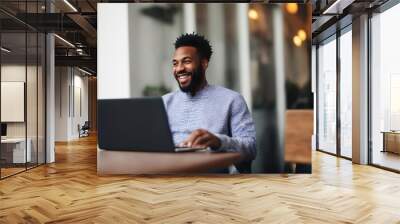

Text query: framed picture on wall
(1, 81), (25, 122)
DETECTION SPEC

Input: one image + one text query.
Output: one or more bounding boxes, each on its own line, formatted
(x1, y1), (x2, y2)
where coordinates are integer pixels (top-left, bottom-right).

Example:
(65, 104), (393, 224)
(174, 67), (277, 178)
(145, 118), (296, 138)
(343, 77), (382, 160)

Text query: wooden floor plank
(0, 135), (399, 223)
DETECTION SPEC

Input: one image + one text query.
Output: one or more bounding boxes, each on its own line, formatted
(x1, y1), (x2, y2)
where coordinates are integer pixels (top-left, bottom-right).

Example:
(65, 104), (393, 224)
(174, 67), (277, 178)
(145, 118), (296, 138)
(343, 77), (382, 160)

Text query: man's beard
(176, 66), (204, 95)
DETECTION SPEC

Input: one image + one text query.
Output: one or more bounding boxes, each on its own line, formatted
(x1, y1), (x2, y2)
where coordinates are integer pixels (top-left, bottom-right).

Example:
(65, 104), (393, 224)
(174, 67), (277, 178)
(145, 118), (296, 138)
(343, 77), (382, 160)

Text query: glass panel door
(0, 1), (46, 178)
(1, 31), (28, 177)
(339, 28), (352, 158)
(371, 4), (400, 171)
(317, 36), (337, 154)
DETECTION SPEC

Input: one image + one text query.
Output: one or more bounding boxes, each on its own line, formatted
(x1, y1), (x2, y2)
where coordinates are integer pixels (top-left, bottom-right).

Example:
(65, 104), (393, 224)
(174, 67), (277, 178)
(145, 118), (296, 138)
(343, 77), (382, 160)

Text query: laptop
(98, 97), (209, 153)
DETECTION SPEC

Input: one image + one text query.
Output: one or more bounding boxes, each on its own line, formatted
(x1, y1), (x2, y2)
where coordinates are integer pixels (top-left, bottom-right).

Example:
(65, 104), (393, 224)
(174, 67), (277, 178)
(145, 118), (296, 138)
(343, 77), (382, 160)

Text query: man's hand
(179, 129), (221, 149)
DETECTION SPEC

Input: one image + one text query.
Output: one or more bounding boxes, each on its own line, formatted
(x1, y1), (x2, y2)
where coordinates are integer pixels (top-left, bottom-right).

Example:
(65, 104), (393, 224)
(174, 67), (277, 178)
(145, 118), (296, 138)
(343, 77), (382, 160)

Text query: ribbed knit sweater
(162, 84), (256, 161)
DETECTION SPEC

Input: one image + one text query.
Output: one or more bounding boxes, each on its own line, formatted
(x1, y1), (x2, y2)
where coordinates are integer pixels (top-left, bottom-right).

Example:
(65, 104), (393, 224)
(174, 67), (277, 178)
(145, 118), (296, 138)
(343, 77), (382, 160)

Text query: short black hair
(174, 33), (213, 61)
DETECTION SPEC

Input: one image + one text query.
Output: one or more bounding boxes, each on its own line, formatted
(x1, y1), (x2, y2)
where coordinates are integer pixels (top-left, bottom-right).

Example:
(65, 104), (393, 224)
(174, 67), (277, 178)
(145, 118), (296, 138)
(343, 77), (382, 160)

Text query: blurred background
(2, 0), (400, 177)
(1, 2), (400, 223)
(98, 3), (312, 173)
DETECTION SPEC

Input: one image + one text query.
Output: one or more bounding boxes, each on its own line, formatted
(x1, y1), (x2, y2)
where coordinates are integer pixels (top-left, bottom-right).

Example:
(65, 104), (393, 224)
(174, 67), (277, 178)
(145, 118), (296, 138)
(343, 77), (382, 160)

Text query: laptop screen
(97, 97), (175, 152)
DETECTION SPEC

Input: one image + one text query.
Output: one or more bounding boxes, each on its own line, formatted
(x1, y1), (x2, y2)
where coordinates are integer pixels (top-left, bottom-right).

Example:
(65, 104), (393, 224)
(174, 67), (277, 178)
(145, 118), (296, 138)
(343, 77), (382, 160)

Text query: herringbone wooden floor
(1, 135), (400, 223)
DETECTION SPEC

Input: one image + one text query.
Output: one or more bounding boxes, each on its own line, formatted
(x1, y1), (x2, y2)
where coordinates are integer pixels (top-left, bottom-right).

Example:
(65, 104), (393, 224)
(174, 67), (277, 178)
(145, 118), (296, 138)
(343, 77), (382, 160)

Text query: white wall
(205, 4), (226, 87)
(55, 67), (89, 141)
(98, 3), (131, 99)
(72, 73), (89, 138)
(129, 3), (183, 96)
(55, 67), (69, 141)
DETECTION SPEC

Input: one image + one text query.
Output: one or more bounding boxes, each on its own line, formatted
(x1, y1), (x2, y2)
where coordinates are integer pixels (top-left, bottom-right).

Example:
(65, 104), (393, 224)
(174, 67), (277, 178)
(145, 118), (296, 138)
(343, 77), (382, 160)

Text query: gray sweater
(162, 84), (257, 161)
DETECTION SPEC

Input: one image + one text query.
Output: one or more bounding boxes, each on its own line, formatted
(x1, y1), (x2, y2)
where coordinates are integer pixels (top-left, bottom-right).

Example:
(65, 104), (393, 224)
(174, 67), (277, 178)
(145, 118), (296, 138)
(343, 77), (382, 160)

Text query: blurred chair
(79, 121), (90, 138)
(284, 109), (313, 173)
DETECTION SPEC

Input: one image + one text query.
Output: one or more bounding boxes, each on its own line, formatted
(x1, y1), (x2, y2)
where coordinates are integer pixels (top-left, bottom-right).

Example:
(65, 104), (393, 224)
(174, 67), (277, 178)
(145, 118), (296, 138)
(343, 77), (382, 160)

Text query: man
(162, 33), (256, 173)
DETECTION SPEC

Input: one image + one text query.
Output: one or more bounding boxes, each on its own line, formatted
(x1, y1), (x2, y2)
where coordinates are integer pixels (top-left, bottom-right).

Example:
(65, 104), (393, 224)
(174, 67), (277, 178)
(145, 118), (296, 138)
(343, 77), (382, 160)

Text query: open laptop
(98, 97), (209, 153)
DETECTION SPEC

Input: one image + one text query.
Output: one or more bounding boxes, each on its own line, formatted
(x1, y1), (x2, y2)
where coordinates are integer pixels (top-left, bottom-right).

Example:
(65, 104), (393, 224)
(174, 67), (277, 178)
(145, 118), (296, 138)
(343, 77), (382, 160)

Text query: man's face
(172, 46), (204, 93)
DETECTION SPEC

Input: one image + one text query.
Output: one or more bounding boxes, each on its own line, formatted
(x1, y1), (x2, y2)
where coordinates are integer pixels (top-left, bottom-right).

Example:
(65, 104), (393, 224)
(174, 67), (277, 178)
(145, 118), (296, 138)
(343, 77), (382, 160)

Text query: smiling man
(162, 33), (257, 173)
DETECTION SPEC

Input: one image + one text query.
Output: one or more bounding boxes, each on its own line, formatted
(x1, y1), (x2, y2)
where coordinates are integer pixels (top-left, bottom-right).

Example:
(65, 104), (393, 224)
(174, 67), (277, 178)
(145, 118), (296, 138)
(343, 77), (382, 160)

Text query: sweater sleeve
(213, 94), (257, 161)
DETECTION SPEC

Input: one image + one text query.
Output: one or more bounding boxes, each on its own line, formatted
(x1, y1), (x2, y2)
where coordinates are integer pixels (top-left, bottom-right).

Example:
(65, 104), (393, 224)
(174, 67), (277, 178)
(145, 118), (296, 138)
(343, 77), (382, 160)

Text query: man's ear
(201, 59), (209, 70)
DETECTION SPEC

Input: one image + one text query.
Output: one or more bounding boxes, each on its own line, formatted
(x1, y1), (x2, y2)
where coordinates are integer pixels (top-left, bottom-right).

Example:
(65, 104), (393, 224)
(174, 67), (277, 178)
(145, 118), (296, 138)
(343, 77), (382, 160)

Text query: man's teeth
(178, 74), (190, 80)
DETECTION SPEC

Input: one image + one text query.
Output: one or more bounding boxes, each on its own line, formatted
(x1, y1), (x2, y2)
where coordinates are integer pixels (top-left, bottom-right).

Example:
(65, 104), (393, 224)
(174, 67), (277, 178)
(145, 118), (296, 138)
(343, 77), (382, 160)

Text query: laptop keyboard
(174, 147), (211, 152)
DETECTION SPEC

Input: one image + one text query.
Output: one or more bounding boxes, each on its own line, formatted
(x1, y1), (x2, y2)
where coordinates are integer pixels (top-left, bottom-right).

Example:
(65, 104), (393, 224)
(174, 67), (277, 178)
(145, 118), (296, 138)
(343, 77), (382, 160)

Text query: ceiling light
(54, 34), (75, 48)
(297, 29), (307, 41)
(293, 35), (302, 47)
(78, 67), (93, 76)
(248, 9), (259, 20)
(1, 47), (11, 53)
(286, 3), (298, 14)
(63, 0), (78, 12)
(322, 0), (355, 15)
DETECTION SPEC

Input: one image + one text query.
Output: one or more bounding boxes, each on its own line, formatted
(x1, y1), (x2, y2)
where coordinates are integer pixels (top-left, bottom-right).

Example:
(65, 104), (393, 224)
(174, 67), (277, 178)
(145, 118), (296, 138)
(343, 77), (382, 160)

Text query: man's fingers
(178, 142), (187, 147)
(184, 130), (203, 147)
(192, 135), (209, 147)
(182, 129), (217, 148)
